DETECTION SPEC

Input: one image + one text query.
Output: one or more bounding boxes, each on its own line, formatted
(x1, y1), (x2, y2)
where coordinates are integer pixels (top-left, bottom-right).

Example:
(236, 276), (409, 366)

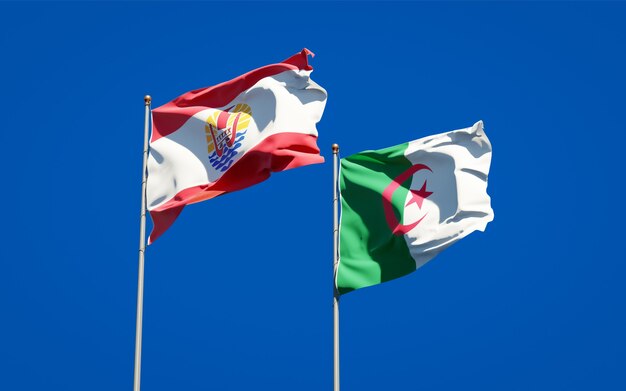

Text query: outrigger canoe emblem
(205, 103), (252, 158)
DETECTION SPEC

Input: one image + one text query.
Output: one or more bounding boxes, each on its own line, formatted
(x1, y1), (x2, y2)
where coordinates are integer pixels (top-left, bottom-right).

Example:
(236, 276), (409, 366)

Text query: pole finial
(144, 95), (152, 105)
(332, 144), (339, 154)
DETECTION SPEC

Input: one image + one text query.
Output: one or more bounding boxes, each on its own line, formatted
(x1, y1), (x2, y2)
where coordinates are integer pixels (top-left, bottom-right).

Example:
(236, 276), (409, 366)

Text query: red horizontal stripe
(151, 49), (315, 142)
(148, 132), (323, 244)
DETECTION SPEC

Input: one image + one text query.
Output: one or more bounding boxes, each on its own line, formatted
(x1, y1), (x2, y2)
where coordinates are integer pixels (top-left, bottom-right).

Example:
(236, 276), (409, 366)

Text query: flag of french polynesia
(146, 49), (327, 244)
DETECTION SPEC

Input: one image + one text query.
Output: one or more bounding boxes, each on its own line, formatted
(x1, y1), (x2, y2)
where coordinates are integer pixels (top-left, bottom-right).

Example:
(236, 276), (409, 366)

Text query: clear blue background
(1, 2), (625, 390)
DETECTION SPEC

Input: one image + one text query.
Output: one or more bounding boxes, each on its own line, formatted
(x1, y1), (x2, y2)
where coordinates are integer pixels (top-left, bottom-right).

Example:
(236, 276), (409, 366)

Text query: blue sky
(1, 2), (625, 390)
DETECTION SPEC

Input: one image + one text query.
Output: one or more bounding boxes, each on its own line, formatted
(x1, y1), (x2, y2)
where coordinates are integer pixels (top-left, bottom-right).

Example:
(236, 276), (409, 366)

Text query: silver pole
(332, 143), (340, 391)
(134, 95), (151, 391)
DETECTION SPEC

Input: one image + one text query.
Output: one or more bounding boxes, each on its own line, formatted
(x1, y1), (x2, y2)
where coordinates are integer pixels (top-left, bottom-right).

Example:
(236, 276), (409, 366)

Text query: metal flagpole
(332, 143), (340, 391)
(134, 95), (151, 391)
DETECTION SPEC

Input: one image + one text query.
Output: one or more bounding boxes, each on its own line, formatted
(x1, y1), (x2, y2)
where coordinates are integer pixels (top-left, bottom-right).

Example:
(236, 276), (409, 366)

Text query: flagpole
(332, 143), (340, 391)
(134, 95), (151, 391)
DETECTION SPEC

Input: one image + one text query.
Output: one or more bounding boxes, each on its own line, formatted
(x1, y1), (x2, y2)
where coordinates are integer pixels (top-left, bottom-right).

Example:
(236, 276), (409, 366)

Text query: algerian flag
(337, 121), (493, 294)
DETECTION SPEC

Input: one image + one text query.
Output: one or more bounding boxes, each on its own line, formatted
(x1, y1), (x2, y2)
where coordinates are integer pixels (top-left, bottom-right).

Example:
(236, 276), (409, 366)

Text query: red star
(405, 180), (433, 209)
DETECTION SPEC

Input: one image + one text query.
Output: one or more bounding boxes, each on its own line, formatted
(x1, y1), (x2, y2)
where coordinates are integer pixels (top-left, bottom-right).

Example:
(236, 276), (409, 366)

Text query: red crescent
(382, 164), (432, 236)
